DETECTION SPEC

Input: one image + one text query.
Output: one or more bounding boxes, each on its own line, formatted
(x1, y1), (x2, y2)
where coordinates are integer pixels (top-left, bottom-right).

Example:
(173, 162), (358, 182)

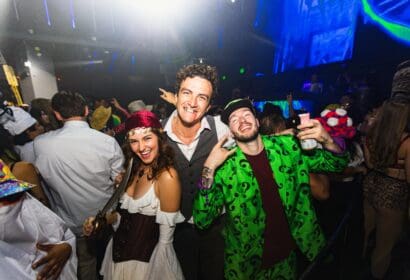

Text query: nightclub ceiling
(0, 0), (409, 104)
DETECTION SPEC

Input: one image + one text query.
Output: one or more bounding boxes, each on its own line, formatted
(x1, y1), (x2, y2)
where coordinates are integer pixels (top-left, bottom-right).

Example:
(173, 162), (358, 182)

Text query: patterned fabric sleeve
(303, 148), (348, 174)
(290, 181), (326, 261)
(193, 176), (225, 229)
(270, 136), (347, 261)
(296, 143), (347, 259)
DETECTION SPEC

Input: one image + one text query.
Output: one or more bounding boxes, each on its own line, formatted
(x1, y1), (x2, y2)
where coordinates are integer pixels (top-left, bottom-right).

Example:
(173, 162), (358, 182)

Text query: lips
(184, 106), (197, 114)
(239, 123), (252, 132)
(139, 150), (152, 160)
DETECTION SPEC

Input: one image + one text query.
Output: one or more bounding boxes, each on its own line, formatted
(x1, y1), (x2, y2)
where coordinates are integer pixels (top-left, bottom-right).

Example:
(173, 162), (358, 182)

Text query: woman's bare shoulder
(157, 167), (179, 181)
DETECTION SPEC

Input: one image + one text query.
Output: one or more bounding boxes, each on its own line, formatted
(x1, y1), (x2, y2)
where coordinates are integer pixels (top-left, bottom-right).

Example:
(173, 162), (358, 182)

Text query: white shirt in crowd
(0, 193), (77, 280)
(14, 142), (35, 165)
(34, 120), (124, 235)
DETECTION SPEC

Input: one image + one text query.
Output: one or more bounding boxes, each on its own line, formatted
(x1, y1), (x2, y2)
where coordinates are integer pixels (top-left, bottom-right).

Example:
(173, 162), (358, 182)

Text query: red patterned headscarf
(125, 110), (162, 133)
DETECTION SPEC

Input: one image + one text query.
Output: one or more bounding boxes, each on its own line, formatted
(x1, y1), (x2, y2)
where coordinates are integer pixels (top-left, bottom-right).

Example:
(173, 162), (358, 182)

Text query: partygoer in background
(258, 101), (331, 201)
(362, 99), (409, 279)
(390, 60), (410, 103)
(30, 98), (61, 132)
(0, 107), (49, 207)
(83, 111), (184, 280)
(0, 159), (77, 280)
(1, 106), (44, 164)
(194, 98), (347, 279)
(34, 91), (124, 280)
(90, 105), (116, 137)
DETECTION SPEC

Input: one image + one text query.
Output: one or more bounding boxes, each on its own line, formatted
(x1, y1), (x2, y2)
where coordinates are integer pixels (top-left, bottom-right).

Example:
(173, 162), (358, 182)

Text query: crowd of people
(0, 61), (408, 280)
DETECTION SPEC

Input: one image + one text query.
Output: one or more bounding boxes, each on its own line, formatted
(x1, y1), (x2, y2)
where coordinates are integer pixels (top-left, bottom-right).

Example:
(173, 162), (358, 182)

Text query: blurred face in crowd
(128, 128), (159, 165)
(175, 76), (212, 127)
(26, 122), (44, 140)
(228, 107), (259, 143)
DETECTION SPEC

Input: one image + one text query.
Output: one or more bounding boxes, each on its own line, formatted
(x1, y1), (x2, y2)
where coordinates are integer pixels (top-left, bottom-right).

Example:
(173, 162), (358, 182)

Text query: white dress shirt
(34, 120), (124, 235)
(0, 193), (77, 280)
(163, 110), (230, 161)
(163, 111), (230, 222)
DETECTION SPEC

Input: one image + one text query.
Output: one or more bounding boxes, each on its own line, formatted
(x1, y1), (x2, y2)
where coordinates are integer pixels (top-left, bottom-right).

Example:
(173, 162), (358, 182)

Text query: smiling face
(175, 76), (212, 127)
(228, 107), (259, 143)
(128, 128), (160, 165)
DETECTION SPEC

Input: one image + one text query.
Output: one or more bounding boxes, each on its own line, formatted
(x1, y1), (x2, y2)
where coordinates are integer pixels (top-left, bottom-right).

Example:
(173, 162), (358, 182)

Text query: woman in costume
(362, 99), (409, 279)
(83, 110), (184, 280)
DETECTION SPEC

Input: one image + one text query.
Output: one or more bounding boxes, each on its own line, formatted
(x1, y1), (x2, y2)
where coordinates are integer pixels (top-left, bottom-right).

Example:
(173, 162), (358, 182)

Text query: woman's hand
(82, 216), (95, 237)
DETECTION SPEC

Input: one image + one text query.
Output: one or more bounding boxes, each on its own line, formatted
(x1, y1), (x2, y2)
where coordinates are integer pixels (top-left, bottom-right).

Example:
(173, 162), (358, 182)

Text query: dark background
(0, 0), (409, 107)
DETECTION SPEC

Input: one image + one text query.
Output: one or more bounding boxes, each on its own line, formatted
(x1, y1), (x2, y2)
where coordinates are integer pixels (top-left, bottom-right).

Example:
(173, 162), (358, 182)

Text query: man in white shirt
(34, 91), (124, 280)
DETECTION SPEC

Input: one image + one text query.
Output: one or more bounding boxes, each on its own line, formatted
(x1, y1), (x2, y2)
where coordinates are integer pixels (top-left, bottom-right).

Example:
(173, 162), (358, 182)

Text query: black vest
(164, 115), (218, 219)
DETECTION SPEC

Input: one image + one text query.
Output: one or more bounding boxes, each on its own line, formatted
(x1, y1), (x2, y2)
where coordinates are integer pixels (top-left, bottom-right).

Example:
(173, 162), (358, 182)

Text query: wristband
(197, 179), (210, 206)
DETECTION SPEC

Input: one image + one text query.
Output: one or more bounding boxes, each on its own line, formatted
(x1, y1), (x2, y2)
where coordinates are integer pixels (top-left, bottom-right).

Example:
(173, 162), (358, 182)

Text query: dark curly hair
(122, 128), (175, 183)
(175, 64), (218, 100)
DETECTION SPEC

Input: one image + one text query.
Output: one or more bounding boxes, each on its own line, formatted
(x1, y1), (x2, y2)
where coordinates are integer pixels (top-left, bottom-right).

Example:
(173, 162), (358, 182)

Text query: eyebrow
(180, 87), (210, 99)
(179, 87), (192, 93)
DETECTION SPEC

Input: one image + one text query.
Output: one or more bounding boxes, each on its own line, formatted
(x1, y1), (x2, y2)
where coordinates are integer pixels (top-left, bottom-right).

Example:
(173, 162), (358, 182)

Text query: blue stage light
(70, 0), (76, 29)
(43, 0), (51, 26)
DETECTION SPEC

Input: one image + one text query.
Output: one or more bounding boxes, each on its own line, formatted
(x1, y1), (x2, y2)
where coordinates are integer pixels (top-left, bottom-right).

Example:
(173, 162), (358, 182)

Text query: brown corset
(112, 208), (159, 263)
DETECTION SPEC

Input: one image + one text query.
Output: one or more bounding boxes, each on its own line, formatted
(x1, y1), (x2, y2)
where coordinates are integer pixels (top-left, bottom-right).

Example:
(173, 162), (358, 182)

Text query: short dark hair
(51, 91), (87, 119)
(175, 64), (218, 99)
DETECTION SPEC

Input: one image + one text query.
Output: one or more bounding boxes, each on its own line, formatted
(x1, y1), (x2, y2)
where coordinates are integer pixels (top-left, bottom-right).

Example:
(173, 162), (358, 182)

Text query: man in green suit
(193, 98), (347, 279)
